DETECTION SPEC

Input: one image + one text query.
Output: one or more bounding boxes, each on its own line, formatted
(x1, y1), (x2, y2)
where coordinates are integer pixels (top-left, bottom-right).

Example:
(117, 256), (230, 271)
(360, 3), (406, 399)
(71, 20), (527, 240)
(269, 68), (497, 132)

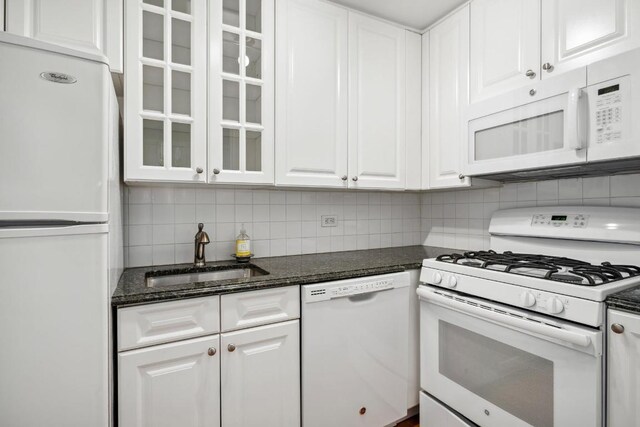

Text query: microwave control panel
(594, 82), (623, 144)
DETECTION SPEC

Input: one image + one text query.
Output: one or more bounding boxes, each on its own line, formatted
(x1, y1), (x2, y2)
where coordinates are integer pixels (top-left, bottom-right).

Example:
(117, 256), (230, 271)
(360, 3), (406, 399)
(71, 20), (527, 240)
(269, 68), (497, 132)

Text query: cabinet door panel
(275, 0), (348, 188)
(428, 5), (470, 189)
(118, 335), (220, 427)
(470, 0), (540, 102)
(125, 0), (207, 182)
(541, 0), (640, 77)
(348, 12), (405, 189)
(5, 0), (122, 72)
(607, 309), (640, 427)
(221, 320), (300, 427)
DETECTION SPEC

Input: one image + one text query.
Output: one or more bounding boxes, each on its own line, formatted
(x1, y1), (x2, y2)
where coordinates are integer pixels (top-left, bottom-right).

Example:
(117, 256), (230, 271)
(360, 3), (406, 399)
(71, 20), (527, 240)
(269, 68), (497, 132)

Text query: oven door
(418, 286), (603, 427)
(464, 68), (587, 177)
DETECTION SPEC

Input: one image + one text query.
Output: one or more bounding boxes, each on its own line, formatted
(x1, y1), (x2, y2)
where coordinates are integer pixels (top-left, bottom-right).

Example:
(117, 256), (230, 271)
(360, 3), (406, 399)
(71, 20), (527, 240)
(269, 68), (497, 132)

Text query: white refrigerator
(0, 33), (122, 426)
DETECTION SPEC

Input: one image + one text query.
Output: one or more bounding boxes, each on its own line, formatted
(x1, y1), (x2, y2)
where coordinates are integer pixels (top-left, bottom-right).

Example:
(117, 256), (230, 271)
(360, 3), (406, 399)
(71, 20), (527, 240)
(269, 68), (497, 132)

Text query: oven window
(474, 110), (564, 161)
(439, 321), (554, 427)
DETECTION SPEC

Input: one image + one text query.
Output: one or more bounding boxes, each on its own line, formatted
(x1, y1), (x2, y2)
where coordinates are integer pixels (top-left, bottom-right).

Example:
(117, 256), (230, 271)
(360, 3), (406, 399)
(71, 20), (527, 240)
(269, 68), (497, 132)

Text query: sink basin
(146, 265), (268, 288)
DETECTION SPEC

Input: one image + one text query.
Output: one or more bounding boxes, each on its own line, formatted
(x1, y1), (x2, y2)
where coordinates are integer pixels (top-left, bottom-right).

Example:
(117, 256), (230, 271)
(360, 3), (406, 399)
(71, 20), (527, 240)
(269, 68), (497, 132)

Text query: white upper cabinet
(541, 0), (640, 79)
(607, 309), (640, 427)
(469, 0), (540, 102)
(275, 0), (349, 188)
(118, 335), (221, 427)
(124, 0), (208, 183)
(5, 0), (123, 72)
(405, 30), (422, 191)
(209, 0), (274, 184)
(348, 12), (406, 189)
(427, 5), (471, 189)
(221, 320), (300, 427)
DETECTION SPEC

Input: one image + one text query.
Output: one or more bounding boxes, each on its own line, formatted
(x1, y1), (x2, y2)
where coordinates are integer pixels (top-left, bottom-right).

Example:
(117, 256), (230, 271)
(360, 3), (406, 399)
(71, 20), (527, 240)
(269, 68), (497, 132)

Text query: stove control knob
(546, 297), (565, 314)
(520, 291), (536, 307)
(448, 276), (458, 288)
(432, 273), (443, 284)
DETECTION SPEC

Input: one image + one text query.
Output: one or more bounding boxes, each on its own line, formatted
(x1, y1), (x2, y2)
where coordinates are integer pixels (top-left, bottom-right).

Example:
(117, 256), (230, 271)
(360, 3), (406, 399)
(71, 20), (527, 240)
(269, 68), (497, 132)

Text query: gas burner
(435, 250), (640, 286)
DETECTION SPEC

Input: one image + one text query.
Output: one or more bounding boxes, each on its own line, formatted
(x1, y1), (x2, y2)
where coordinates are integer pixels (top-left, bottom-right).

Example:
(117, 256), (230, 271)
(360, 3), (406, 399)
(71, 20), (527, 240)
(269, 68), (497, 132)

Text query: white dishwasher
(302, 272), (410, 427)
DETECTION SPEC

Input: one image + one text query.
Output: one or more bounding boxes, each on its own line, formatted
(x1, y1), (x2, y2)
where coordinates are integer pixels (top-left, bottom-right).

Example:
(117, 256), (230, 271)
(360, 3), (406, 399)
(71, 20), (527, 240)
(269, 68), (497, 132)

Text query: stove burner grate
(436, 250), (640, 286)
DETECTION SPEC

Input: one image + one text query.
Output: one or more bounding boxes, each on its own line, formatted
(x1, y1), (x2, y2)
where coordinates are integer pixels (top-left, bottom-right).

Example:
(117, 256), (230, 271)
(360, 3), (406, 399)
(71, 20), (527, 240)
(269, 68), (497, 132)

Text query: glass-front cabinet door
(209, 0), (274, 183)
(125, 0), (207, 182)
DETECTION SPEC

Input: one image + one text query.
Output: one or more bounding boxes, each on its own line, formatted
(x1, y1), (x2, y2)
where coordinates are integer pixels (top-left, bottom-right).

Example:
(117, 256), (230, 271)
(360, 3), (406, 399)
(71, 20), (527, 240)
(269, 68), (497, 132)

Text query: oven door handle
(417, 288), (592, 348)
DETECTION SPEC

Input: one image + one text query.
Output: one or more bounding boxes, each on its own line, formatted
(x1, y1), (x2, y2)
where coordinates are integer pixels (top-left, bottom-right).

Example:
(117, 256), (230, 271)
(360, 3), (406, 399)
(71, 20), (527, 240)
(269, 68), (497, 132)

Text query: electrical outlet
(321, 215), (338, 227)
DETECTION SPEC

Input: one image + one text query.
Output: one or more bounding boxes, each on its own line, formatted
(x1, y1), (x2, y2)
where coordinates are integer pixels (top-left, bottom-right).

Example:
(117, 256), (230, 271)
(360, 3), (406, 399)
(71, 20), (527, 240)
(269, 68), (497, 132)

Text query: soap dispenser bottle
(235, 224), (251, 260)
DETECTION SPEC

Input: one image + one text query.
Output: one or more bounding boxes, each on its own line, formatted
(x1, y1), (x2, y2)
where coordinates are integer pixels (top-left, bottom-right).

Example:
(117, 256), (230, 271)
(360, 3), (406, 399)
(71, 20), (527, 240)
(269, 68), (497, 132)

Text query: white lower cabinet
(607, 309), (640, 427)
(221, 320), (301, 427)
(118, 287), (301, 427)
(118, 335), (221, 427)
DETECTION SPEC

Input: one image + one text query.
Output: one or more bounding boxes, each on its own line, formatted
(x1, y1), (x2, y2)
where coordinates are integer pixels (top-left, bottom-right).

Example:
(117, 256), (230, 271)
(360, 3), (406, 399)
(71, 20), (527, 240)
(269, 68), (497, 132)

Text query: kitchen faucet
(194, 223), (210, 267)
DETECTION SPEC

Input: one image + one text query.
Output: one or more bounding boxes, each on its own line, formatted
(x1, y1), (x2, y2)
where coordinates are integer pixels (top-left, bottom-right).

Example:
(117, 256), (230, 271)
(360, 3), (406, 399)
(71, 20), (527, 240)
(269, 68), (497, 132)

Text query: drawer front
(118, 296), (220, 351)
(221, 286), (300, 332)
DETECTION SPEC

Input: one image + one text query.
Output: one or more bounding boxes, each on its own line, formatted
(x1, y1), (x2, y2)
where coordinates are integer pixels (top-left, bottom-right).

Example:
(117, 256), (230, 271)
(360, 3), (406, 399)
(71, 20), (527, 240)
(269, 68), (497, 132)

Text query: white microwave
(463, 48), (640, 178)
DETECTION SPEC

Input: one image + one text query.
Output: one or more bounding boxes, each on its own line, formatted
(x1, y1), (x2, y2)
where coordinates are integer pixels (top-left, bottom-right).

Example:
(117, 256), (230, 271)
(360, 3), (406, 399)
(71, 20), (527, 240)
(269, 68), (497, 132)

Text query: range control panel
(329, 279), (394, 297)
(531, 213), (590, 228)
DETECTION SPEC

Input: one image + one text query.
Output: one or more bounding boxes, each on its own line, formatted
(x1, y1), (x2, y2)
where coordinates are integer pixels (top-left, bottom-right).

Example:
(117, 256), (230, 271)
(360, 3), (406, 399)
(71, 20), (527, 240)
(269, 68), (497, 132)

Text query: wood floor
(397, 415), (419, 426)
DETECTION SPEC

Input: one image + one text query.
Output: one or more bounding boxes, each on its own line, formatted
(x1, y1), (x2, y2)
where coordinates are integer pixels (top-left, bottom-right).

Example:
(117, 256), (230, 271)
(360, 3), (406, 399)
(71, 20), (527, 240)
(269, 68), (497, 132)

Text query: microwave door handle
(567, 87), (586, 150)
(417, 288), (592, 348)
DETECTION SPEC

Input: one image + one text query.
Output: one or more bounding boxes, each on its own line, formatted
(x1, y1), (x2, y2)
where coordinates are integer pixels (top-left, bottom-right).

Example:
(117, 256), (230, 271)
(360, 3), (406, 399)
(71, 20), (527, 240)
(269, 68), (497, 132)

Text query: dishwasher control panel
(303, 272), (409, 302)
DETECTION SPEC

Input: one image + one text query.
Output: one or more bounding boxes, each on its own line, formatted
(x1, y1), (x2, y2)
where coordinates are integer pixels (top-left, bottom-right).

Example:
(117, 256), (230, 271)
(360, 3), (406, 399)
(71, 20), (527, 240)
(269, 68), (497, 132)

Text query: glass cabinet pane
(223, 32), (240, 75)
(172, 123), (191, 167)
(172, 18), (191, 65)
(223, 128), (240, 170)
(172, 70), (191, 115)
(223, 80), (240, 121)
(143, 66), (164, 112)
(246, 84), (261, 124)
(143, 0), (163, 6)
(172, 0), (191, 14)
(246, 131), (261, 171)
(245, 37), (261, 79)
(223, 0), (240, 27)
(143, 11), (164, 60)
(246, 0), (262, 33)
(143, 119), (164, 166)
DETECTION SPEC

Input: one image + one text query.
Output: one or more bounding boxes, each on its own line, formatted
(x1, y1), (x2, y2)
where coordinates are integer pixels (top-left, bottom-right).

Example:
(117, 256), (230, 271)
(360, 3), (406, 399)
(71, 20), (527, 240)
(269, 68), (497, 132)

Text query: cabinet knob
(213, 168), (221, 175)
(359, 407), (366, 415)
(542, 62), (554, 72)
(525, 69), (536, 79)
(196, 167), (203, 174)
(529, 89), (537, 96)
(611, 323), (625, 334)
(458, 174), (465, 180)
(352, 176), (358, 182)
(227, 344), (236, 352)
(207, 347), (216, 356)
(341, 175), (348, 181)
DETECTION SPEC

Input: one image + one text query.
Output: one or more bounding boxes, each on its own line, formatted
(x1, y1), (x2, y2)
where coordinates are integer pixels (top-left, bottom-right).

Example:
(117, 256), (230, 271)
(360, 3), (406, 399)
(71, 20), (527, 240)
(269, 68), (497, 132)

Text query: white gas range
(417, 206), (640, 427)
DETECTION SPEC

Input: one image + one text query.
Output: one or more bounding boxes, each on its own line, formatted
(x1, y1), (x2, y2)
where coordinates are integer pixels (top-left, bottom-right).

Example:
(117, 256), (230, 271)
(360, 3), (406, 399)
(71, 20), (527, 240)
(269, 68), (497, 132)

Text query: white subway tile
(152, 187), (175, 204)
(196, 204), (216, 223)
(252, 190), (270, 204)
(253, 240), (270, 258)
(253, 204), (270, 222)
(270, 239), (286, 256)
(611, 174), (640, 197)
(129, 225), (152, 246)
(152, 205), (174, 224)
(174, 188), (196, 204)
(195, 189), (215, 204)
(536, 180), (559, 201)
(286, 221), (302, 238)
(301, 238), (317, 254)
(269, 204), (286, 221)
(499, 184), (517, 202)
(286, 191), (301, 204)
(286, 239), (302, 255)
(235, 190), (253, 204)
(330, 236), (344, 252)
(286, 204), (302, 221)
(269, 191), (286, 204)
(175, 244), (192, 264)
(611, 197), (640, 207)
(517, 182), (537, 201)
(558, 178), (583, 199)
(129, 204), (152, 225)
(215, 204), (235, 223)
(270, 222), (287, 239)
(175, 204), (196, 224)
(153, 224), (174, 245)
(174, 224), (195, 244)
(253, 222), (270, 240)
(217, 189), (235, 204)
(128, 245), (152, 267)
(316, 236), (331, 252)
(152, 245), (175, 265)
(129, 187), (152, 204)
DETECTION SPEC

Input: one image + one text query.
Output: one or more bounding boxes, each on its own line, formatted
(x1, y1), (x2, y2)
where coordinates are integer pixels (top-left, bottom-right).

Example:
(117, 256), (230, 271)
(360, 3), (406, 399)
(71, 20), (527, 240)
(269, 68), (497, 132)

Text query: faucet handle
(198, 223), (204, 232)
(195, 223), (210, 244)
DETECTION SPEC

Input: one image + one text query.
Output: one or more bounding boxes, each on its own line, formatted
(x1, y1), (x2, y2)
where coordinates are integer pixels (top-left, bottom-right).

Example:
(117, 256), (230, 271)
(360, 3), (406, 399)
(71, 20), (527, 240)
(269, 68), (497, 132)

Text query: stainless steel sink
(146, 265), (268, 288)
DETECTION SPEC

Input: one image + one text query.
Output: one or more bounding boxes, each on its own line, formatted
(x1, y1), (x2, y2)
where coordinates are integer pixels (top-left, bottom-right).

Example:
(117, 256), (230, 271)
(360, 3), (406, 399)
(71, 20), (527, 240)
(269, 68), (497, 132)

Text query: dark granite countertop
(607, 286), (640, 314)
(112, 245), (453, 307)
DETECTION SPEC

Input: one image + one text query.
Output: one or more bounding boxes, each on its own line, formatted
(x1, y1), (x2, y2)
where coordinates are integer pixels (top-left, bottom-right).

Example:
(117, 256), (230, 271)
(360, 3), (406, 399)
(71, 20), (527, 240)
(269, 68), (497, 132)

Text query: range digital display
(598, 84), (620, 96)
(551, 215), (567, 221)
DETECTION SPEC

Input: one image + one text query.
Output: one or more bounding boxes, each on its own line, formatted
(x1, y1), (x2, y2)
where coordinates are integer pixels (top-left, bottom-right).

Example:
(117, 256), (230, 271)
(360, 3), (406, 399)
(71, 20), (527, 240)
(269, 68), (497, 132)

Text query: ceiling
(327, 0), (467, 30)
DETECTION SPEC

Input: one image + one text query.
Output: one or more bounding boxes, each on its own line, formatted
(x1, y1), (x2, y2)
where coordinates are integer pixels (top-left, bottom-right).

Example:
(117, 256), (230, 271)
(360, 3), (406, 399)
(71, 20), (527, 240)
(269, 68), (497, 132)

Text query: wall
(124, 186), (422, 267)
(421, 174), (640, 251)
(123, 173), (640, 267)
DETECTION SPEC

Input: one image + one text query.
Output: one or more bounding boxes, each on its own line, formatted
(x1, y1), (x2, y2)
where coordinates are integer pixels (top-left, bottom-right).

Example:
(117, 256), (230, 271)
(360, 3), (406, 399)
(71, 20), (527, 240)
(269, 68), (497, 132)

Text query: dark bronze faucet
(194, 223), (210, 267)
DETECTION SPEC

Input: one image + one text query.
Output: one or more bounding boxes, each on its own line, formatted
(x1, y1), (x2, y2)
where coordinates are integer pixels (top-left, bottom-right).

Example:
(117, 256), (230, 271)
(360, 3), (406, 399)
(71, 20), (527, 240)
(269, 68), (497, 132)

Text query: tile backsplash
(421, 174), (640, 251)
(123, 173), (640, 268)
(124, 186), (423, 267)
